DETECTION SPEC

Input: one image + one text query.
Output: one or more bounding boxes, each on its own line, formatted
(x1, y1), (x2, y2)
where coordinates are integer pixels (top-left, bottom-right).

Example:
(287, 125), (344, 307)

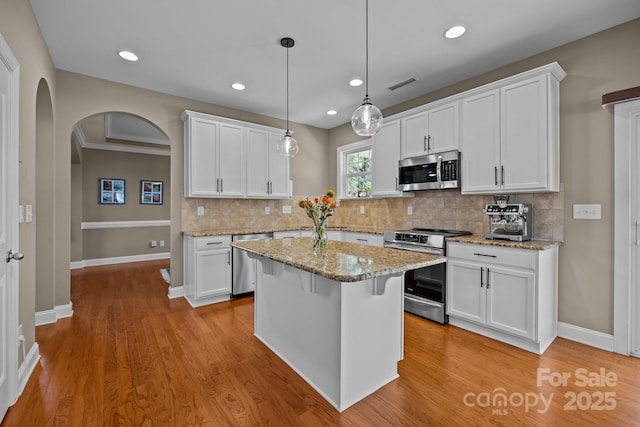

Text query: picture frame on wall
(140, 180), (163, 205)
(99, 178), (125, 204)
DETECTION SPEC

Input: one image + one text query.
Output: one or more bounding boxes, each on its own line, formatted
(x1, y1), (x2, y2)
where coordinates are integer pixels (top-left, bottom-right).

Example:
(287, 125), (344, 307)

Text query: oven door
(404, 263), (448, 324)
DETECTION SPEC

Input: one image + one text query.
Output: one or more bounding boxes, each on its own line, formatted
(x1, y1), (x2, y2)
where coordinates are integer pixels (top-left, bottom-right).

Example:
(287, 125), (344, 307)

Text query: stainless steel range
(383, 228), (471, 324)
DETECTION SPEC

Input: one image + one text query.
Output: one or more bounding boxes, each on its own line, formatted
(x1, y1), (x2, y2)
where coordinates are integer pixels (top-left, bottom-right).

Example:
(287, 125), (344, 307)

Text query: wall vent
(388, 78), (417, 91)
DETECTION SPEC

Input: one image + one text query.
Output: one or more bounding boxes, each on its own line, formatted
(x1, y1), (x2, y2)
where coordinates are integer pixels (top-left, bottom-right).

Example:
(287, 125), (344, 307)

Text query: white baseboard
(15, 342), (40, 403)
(35, 302), (74, 326)
(557, 322), (615, 352)
(70, 252), (170, 269)
(168, 285), (185, 299)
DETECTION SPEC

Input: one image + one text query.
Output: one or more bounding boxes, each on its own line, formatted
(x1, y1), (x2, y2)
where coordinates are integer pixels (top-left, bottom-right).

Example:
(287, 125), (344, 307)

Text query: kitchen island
(231, 237), (445, 411)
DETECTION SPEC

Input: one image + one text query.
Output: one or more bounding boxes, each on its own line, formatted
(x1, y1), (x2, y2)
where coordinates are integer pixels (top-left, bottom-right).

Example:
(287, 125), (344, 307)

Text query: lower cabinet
(447, 242), (558, 354)
(183, 235), (232, 307)
(342, 232), (384, 247)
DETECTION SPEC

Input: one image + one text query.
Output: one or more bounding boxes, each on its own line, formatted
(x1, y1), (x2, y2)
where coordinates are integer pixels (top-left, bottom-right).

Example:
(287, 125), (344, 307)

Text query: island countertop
(231, 237), (445, 283)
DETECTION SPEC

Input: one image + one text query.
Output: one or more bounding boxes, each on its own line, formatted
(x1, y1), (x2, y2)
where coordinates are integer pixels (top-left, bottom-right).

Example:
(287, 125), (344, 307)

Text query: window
(337, 139), (372, 198)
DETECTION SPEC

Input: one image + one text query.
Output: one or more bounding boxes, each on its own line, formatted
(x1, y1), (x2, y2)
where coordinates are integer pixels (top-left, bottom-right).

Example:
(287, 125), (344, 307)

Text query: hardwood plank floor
(3, 260), (639, 426)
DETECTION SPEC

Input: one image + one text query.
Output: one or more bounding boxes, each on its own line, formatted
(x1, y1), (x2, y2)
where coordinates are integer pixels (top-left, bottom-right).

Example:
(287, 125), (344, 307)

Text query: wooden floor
(3, 260), (640, 426)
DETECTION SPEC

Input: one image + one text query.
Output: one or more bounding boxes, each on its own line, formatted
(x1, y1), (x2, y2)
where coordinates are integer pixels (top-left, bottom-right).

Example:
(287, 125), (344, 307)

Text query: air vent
(388, 78), (417, 91)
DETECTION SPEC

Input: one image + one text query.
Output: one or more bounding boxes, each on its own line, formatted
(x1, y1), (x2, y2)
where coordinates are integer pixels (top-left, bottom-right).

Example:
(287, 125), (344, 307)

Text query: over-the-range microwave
(398, 149), (461, 191)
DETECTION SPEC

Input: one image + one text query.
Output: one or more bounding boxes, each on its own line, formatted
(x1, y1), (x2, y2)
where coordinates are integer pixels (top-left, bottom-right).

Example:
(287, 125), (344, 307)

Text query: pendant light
(351, 0), (383, 136)
(277, 37), (299, 157)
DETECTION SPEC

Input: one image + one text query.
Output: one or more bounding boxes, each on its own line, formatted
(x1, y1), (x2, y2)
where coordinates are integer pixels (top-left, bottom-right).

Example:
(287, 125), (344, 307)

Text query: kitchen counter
(448, 234), (561, 250)
(234, 237), (421, 411)
(230, 237), (445, 282)
(182, 225), (385, 237)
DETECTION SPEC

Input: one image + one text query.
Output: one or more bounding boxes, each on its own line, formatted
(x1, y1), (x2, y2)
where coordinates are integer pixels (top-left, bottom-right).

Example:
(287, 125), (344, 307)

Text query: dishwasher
(232, 233), (273, 296)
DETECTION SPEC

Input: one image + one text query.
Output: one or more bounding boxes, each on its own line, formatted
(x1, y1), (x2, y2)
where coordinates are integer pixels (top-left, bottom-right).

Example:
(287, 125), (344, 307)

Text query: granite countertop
(448, 234), (561, 250)
(231, 237), (445, 282)
(183, 225), (385, 237)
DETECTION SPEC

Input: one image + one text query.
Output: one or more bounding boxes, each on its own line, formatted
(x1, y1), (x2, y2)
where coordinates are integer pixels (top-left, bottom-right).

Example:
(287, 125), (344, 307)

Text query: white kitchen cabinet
(246, 128), (290, 198)
(371, 120), (403, 197)
(183, 235), (232, 307)
(401, 101), (458, 159)
(460, 63), (565, 194)
(342, 232), (383, 247)
(182, 111), (245, 197)
(447, 241), (558, 354)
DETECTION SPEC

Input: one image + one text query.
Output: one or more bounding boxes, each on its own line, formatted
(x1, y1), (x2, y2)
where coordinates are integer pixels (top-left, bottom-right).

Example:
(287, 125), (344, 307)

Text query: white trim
(557, 322), (615, 352)
(81, 220), (170, 230)
(168, 285), (185, 299)
(73, 127), (170, 157)
(70, 252), (170, 269)
(35, 303), (74, 326)
(613, 98), (640, 355)
(105, 113), (169, 146)
(13, 343), (40, 405)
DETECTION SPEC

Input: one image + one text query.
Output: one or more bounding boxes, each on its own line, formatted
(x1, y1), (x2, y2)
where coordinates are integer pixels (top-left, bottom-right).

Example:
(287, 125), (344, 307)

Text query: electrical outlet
(282, 205), (292, 214)
(160, 240), (165, 247)
(360, 206), (365, 214)
(197, 206), (204, 216)
(573, 204), (601, 219)
(150, 241), (157, 248)
(407, 206), (413, 215)
(265, 206), (271, 215)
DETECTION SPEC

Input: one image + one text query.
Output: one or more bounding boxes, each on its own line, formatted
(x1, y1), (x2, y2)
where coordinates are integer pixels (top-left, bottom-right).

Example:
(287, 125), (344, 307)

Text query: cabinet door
(401, 111), (428, 158)
(500, 75), (548, 192)
(460, 89), (501, 194)
(195, 247), (232, 298)
(187, 117), (219, 196)
(428, 101), (459, 153)
(218, 123), (245, 197)
(447, 259), (486, 323)
(245, 128), (270, 197)
(268, 132), (290, 198)
(486, 266), (536, 340)
(371, 120), (402, 197)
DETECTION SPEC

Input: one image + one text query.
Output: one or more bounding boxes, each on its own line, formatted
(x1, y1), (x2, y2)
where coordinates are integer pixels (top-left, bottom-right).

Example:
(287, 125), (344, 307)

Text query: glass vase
(311, 220), (328, 255)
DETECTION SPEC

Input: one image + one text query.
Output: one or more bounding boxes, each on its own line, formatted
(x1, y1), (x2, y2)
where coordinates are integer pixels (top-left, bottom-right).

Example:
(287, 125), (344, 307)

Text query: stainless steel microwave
(398, 150), (461, 191)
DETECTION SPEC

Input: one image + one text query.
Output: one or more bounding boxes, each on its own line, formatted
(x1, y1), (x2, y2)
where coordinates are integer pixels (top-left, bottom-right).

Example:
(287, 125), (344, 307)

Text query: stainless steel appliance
(232, 232), (273, 296)
(398, 150), (461, 192)
(483, 197), (533, 242)
(383, 228), (471, 324)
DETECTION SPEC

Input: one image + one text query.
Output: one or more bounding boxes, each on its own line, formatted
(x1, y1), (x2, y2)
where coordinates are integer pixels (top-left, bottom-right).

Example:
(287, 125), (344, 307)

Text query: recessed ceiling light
(231, 83), (246, 91)
(445, 26), (466, 39)
(349, 78), (363, 87)
(327, 110), (337, 116)
(118, 50), (139, 62)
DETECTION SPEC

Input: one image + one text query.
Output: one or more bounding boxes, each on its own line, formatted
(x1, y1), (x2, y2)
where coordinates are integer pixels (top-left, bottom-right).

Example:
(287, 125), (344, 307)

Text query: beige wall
(329, 19), (640, 334)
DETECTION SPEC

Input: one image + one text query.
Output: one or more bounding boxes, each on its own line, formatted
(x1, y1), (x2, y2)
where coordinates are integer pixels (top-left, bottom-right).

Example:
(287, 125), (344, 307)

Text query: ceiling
(31, 0), (640, 130)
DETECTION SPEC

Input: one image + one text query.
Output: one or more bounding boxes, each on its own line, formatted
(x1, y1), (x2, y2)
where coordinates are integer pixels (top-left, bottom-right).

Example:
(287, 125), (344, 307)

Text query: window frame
(337, 139), (373, 200)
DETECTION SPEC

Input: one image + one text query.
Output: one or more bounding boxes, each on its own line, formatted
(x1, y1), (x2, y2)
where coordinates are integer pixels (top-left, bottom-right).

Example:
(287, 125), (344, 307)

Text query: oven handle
(383, 243), (443, 255)
(404, 295), (442, 308)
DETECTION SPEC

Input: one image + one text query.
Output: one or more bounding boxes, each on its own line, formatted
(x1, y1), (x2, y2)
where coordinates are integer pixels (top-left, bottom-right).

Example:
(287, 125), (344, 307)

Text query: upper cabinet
(371, 119), (403, 197)
(401, 101), (459, 158)
(246, 128), (290, 198)
(460, 63), (566, 194)
(182, 110), (290, 199)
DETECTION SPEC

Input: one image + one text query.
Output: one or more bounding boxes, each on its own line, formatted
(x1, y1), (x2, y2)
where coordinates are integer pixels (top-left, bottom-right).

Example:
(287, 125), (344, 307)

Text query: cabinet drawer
(447, 242), (536, 270)
(195, 235), (231, 250)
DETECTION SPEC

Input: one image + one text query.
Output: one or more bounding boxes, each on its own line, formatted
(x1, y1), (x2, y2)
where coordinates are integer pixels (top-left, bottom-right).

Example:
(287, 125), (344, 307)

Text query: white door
(267, 132), (290, 198)
(245, 128), (269, 197)
(446, 259), (486, 324)
(371, 120), (401, 197)
(401, 111), (427, 158)
(218, 123), (245, 197)
(428, 101), (459, 153)
(486, 266), (536, 340)
(0, 35), (20, 421)
(629, 101), (640, 357)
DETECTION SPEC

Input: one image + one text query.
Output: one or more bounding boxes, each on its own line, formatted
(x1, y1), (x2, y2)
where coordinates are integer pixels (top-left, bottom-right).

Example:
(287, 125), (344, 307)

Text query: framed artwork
(140, 180), (163, 205)
(99, 178), (125, 204)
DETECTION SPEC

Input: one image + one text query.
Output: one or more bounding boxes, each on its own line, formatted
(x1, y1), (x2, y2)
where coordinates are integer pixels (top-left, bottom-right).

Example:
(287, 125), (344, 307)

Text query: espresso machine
(483, 195), (533, 242)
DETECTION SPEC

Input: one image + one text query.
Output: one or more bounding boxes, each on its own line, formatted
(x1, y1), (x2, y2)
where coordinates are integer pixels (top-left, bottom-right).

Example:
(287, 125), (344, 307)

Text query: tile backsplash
(182, 186), (564, 241)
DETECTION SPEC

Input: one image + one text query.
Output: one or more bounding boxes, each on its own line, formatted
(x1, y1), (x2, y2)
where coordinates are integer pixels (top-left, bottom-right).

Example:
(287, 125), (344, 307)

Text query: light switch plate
(359, 206), (365, 214)
(407, 206), (413, 215)
(264, 206), (271, 215)
(196, 206), (204, 216)
(573, 204), (601, 219)
(25, 204), (33, 223)
(282, 205), (292, 214)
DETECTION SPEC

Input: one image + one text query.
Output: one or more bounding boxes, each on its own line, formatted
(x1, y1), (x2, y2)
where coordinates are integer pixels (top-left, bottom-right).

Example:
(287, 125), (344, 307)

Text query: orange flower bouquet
(297, 189), (337, 253)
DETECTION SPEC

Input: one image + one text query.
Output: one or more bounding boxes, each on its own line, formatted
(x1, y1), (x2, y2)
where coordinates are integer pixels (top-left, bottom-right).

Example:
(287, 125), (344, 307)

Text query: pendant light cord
(365, 0), (369, 98)
(286, 44), (290, 132)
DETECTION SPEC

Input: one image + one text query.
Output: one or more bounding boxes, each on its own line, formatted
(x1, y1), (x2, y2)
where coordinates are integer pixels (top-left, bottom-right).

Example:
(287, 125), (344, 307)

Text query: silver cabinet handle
(6, 249), (24, 263)
(206, 241), (224, 245)
(486, 267), (491, 288)
(228, 251), (231, 265)
(501, 166), (505, 186)
(423, 135), (427, 151)
(494, 167), (498, 186)
(427, 134), (432, 152)
(473, 253), (497, 258)
(356, 238), (368, 243)
(480, 266), (484, 288)
(216, 178), (220, 192)
(637, 221), (640, 246)
(220, 178), (224, 193)
(395, 177), (398, 190)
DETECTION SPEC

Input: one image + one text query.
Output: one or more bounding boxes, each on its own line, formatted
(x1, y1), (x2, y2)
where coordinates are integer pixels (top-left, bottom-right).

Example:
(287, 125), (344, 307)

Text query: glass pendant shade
(351, 97), (383, 136)
(277, 130), (299, 157)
